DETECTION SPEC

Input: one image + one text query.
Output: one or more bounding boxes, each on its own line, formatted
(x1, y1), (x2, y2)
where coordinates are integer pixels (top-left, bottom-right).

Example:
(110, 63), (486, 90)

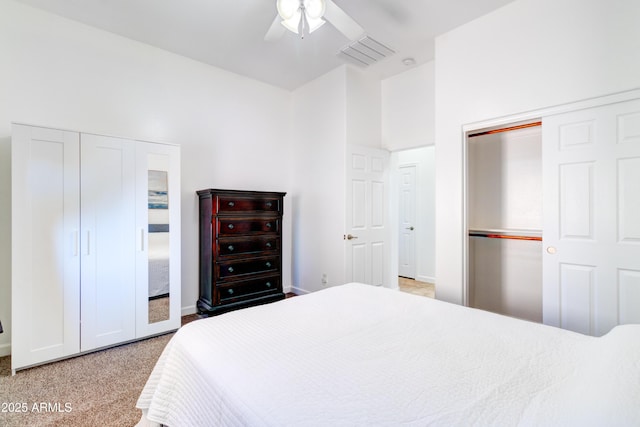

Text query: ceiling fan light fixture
(306, 16), (326, 33)
(277, 0), (326, 37)
(281, 9), (302, 33)
(304, 0), (326, 19)
(276, 0), (299, 20)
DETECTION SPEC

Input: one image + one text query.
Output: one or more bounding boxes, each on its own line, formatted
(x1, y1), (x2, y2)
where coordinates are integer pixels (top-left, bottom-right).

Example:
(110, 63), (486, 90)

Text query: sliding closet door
(543, 98), (640, 336)
(80, 134), (136, 351)
(11, 124), (80, 372)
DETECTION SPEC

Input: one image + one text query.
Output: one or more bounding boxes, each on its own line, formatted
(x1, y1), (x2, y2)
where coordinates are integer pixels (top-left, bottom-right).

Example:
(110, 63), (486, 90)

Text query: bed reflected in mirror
(148, 169), (170, 323)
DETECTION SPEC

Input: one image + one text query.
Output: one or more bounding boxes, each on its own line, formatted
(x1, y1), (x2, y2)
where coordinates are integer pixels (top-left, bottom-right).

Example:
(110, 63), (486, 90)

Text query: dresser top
(197, 189), (286, 198)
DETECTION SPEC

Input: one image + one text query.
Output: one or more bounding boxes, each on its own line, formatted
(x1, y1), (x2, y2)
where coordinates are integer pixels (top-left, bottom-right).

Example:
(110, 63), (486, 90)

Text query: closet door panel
(543, 97), (640, 336)
(559, 162), (594, 239)
(559, 263), (595, 335)
(135, 141), (181, 338)
(80, 134), (136, 351)
(618, 158), (640, 242)
(11, 124), (80, 371)
(618, 269), (640, 325)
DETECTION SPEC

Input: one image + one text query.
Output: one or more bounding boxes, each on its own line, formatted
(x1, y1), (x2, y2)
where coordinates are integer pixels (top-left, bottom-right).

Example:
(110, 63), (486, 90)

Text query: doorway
(398, 164), (416, 279)
(391, 146), (435, 294)
(466, 121), (543, 323)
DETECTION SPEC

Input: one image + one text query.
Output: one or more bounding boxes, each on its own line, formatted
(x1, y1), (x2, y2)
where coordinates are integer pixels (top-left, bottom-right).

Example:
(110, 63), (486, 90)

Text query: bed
(136, 283), (640, 426)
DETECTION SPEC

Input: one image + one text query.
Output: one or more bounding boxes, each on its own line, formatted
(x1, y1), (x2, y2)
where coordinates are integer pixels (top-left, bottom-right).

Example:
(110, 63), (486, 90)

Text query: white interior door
(345, 145), (390, 286)
(398, 164), (416, 279)
(81, 134), (136, 351)
(543, 97), (640, 336)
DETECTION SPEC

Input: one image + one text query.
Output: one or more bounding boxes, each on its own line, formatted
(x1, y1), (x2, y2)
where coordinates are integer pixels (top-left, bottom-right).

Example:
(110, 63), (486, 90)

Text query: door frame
(461, 88), (640, 308)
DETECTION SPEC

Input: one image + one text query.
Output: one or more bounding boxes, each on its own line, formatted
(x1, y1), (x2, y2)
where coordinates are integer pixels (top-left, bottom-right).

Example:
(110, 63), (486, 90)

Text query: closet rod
(468, 121), (541, 138)
(469, 231), (542, 241)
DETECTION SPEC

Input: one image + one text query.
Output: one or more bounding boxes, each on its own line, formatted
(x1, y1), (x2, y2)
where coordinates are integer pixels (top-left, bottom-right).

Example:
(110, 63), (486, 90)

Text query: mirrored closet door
(135, 141), (181, 338)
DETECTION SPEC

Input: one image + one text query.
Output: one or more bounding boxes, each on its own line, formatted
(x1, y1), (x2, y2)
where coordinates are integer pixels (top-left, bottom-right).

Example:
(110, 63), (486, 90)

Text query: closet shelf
(469, 228), (542, 241)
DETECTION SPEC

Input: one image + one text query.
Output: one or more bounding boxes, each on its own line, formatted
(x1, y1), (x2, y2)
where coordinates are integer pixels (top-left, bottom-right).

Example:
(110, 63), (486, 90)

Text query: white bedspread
(137, 283), (640, 426)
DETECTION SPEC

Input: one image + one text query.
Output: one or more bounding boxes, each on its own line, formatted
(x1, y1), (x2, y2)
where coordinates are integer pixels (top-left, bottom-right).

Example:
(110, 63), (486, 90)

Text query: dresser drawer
(218, 197), (281, 213)
(217, 236), (280, 256)
(217, 256), (280, 279)
(217, 276), (281, 304)
(217, 218), (279, 235)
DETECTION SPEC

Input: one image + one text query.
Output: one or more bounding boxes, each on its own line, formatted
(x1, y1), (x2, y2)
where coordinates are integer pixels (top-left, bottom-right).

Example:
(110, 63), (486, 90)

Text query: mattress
(137, 283), (640, 426)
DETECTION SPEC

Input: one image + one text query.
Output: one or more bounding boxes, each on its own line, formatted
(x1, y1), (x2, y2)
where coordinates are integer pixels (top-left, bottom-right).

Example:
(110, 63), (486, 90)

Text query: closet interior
(467, 121), (542, 323)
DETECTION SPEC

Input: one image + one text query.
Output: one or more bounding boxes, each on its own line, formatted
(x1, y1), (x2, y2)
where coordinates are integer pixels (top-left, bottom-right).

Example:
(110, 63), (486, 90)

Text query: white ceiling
(14, 0), (516, 90)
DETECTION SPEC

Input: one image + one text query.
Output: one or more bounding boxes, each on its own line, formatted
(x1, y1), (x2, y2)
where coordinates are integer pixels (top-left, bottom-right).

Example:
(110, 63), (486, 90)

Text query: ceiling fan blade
(324, 0), (365, 40)
(264, 15), (286, 41)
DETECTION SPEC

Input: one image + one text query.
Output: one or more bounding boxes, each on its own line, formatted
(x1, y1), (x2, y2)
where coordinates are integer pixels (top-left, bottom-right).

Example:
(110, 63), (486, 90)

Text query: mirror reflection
(148, 169), (170, 323)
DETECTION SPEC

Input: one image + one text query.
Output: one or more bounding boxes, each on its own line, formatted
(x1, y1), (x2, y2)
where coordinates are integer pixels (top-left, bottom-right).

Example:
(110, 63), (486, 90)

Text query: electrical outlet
(321, 273), (328, 285)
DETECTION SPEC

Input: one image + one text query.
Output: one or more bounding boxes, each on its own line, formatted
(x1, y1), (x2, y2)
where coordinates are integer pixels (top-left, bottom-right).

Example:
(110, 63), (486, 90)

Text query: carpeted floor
(0, 314), (198, 427)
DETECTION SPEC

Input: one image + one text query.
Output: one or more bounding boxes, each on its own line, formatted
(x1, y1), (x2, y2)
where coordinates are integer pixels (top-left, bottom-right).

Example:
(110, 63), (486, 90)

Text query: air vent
(337, 35), (395, 67)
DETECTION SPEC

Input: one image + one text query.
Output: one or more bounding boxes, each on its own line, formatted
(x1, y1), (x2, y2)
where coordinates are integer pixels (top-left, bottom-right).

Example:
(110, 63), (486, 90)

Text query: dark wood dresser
(197, 189), (286, 316)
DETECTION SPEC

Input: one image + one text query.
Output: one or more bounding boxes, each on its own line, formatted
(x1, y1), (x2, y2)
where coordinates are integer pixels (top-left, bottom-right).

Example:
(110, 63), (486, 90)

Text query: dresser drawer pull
(266, 222), (272, 229)
(228, 266), (234, 273)
(227, 224), (234, 230)
(265, 261), (272, 268)
(227, 288), (234, 295)
(265, 202), (273, 208)
(265, 282), (272, 288)
(228, 201), (235, 207)
(227, 245), (235, 251)
(265, 242), (272, 248)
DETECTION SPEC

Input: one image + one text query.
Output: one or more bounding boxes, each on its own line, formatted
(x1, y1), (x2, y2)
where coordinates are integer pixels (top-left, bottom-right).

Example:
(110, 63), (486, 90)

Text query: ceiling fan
(265, 0), (365, 41)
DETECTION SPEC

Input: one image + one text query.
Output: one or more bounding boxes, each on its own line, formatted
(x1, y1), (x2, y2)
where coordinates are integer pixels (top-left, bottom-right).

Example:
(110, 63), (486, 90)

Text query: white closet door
(80, 134), (136, 351)
(543, 98), (640, 336)
(135, 141), (181, 338)
(11, 124), (80, 372)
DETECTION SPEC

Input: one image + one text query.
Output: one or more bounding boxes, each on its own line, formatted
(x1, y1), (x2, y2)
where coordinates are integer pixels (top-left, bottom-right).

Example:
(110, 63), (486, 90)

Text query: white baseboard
(181, 305), (197, 317)
(290, 286), (311, 295)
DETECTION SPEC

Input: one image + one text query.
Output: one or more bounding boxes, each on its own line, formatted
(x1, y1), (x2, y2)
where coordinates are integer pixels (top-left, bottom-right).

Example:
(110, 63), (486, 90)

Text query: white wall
(0, 0), (293, 354)
(0, 132), (9, 356)
(435, 0), (640, 304)
(346, 67), (382, 147)
(382, 61), (435, 151)
(290, 65), (384, 294)
(290, 67), (347, 294)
